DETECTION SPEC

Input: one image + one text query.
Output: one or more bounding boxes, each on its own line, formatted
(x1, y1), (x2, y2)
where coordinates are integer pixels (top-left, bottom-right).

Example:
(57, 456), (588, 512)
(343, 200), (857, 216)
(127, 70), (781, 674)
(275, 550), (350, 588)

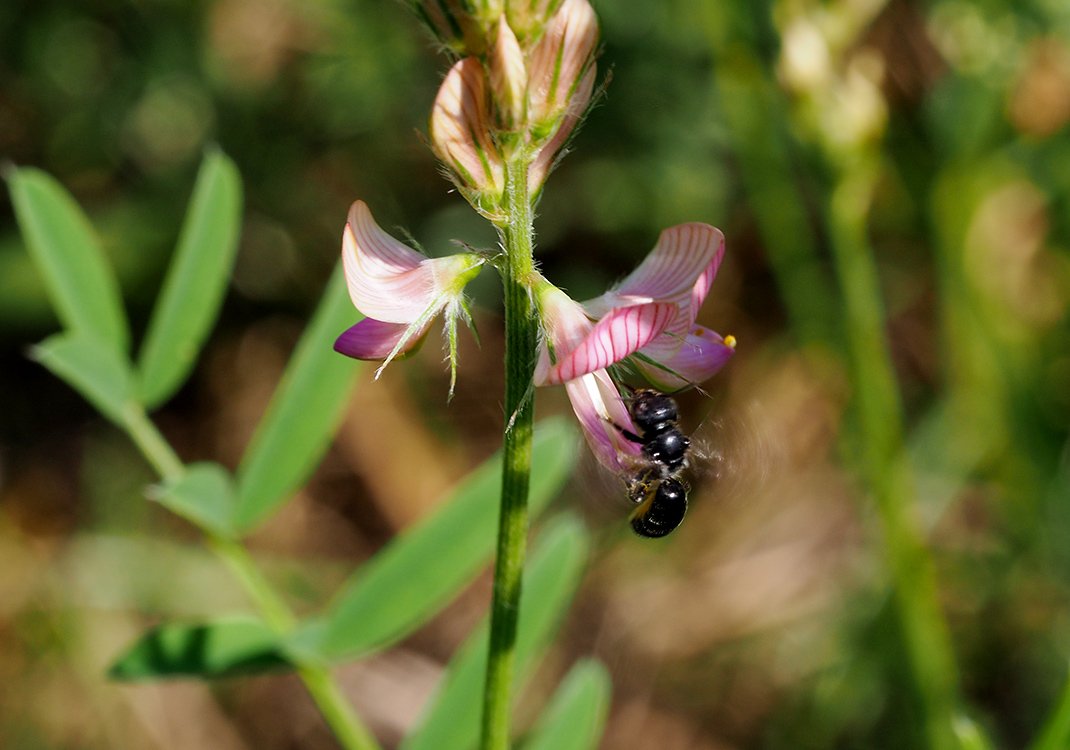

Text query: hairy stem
(120, 405), (380, 750)
(481, 158), (538, 749)
(828, 156), (960, 750)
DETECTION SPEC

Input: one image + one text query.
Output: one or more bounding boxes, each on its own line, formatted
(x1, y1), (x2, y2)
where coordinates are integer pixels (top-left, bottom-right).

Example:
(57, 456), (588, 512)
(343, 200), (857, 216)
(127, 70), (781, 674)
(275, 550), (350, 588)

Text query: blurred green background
(2, 0), (1070, 747)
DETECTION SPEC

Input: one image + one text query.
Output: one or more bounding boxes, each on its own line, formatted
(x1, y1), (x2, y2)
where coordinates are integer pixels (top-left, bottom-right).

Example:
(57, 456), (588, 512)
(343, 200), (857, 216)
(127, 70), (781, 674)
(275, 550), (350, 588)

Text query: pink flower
(334, 201), (484, 395)
(534, 223), (735, 472)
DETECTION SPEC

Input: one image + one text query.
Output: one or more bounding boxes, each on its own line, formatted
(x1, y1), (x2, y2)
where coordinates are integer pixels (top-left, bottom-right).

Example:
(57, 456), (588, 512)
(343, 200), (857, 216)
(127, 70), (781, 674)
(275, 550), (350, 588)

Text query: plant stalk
(121, 405), (381, 750)
(481, 158), (538, 749)
(828, 155), (960, 750)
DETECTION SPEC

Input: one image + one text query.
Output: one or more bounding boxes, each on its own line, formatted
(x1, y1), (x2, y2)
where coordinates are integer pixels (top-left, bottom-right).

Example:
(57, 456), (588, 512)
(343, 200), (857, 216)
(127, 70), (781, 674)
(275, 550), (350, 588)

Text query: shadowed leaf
(108, 617), (292, 680)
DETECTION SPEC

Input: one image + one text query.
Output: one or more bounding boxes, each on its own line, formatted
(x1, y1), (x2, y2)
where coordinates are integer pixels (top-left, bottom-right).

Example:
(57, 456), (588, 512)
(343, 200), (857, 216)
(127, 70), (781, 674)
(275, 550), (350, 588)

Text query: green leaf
(31, 332), (134, 424)
(523, 660), (611, 750)
(312, 417), (579, 660)
(137, 149), (243, 408)
(8, 167), (129, 352)
(232, 265), (362, 532)
(108, 616), (292, 680)
(401, 515), (590, 750)
(149, 462), (236, 537)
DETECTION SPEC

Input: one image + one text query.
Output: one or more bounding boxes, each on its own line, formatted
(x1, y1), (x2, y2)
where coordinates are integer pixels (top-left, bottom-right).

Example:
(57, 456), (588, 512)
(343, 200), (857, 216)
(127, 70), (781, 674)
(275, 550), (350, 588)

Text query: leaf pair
(11, 152), (363, 535)
(10, 149), (241, 409)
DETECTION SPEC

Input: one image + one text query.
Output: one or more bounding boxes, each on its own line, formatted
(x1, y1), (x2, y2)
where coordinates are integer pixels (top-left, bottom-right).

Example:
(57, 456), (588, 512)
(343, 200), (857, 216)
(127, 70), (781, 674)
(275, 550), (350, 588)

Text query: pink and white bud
(430, 57), (505, 209)
(527, 0), (598, 137)
(528, 65), (595, 195)
(488, 16), (528, 131)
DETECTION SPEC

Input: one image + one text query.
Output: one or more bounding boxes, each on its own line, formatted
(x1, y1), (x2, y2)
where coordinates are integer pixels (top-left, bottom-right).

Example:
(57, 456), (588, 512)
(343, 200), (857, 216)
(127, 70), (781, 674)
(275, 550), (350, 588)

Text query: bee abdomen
(630, 477), (688, 538)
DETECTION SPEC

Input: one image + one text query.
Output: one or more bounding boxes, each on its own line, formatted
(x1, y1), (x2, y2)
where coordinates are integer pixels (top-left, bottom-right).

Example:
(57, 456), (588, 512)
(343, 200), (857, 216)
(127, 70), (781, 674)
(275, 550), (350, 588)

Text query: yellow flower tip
(724, 334), (737, 349)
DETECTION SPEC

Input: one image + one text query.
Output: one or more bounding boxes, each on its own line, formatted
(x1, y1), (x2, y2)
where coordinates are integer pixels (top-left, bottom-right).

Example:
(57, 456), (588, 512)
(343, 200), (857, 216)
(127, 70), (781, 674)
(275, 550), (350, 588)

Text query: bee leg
(606, 419), (644, 445)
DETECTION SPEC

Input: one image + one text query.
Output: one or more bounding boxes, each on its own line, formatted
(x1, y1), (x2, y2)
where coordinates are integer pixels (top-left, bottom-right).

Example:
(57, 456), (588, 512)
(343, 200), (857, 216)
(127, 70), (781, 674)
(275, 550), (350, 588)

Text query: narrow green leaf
(138, 149), (243, 408)
(31, 332), (134, 424)
(233, 265), (362, 531)
(108, 616), (292, 680)
(313, 418), (579, 660)
(401, 515), (590, 750)
(149, 462), (236, 537)
(1029, 665), (1070, 750)
(8, 167), (129, 351)
(523, 660), (611, 750)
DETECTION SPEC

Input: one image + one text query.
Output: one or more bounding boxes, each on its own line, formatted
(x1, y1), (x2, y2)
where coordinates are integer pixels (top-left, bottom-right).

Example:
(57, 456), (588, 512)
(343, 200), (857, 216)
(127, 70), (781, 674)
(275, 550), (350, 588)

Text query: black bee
(614, 389), (692, 538)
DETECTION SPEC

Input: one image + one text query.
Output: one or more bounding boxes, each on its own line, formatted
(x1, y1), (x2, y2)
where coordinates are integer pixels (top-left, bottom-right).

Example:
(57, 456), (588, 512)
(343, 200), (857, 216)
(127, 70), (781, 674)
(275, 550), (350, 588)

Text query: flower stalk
(482, 155), (538, 750)
(828, 155), (959, 750)
(337, 3), (732, 746)
(119, 405), (380, 750)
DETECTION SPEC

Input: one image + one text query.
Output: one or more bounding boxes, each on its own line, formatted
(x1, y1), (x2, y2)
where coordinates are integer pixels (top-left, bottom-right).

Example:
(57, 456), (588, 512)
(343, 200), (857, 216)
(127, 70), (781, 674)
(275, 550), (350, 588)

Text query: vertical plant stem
(828, 155), (960, 750)
(120, 404), (381, 750)
(482, 157), (538, 750)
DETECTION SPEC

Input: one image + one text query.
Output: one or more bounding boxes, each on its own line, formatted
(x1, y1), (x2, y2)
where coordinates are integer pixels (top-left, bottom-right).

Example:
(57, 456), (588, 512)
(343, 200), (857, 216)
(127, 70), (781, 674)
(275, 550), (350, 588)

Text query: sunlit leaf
(311, 418), (579, 661)
(232, 265), (362, 532)
(8, 167), (129, 352)
(108, 616), (291, 680)
(31, 332), (134, 424)
(149, 462), (236, 537)
(522, 660), (611, 750)
(401, 514), (590, 750)
(138, 149), (243, 408)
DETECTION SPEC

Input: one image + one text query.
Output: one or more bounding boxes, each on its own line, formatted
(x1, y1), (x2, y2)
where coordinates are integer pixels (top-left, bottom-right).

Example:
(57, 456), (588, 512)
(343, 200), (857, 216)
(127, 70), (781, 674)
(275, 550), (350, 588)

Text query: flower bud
(415, 0), (485, 55)
(488, 16), (528, 132)
(528, 64), (594, 195)
(430, 57), (505, 212)
(527, 0), (598, 137)
(505, 0), (563, 40)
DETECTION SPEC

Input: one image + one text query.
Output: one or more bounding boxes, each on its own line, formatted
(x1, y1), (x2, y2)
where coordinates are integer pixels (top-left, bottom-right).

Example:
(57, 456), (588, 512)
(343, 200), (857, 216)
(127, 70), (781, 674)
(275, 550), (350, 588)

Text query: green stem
(122, 404), (185, 481)
(120, 405), (380, 750)
(481, 158), (538, 749)
(828, 155), (960, 750)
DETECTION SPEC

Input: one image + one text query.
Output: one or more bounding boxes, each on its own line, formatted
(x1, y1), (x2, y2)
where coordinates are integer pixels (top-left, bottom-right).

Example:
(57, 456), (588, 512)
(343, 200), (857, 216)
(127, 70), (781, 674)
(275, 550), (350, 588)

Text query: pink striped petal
(583, 223), (725, 333)
(636, 326), (737, 391)
(564, 369), (641, 474)
(542, 302), (677, 385)
(333, 317), (431, 361)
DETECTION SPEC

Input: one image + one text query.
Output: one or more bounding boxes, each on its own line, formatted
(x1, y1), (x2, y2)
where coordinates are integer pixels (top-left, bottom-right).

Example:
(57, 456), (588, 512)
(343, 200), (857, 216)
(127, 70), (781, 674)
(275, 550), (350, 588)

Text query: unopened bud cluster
(421, 0), (599, 220)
